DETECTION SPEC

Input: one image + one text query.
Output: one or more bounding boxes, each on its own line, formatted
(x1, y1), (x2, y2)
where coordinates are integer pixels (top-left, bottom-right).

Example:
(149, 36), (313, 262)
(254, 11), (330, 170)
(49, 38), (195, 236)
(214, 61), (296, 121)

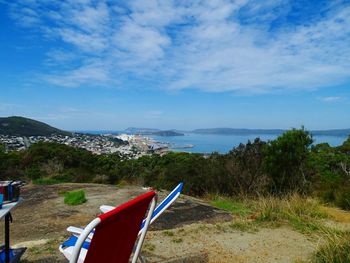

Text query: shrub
(335, 188), (350, 210)
(263, 128), (313, 194)
(64, 190), (87, 206)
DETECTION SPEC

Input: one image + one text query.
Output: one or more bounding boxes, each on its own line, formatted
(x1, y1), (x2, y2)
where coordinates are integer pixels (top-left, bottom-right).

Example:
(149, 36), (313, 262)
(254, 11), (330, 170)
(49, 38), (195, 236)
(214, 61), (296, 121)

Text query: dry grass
(252, 194), (330, 234)
(211, 194), (337, 235)
(312, 232), (350, 263)
(211, 194), (350, 262)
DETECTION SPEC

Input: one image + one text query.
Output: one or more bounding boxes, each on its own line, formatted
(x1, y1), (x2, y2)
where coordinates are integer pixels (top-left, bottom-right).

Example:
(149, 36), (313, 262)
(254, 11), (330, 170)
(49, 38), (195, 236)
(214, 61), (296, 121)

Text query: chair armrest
(67, 226), (93, 241)
(99, 205), (115, 213)
(69, 218), (100, 263)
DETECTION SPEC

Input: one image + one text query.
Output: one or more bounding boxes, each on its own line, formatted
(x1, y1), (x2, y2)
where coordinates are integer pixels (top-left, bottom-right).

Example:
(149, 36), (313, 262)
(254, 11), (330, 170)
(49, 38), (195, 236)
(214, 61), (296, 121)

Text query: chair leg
(138, 254), (146, 263)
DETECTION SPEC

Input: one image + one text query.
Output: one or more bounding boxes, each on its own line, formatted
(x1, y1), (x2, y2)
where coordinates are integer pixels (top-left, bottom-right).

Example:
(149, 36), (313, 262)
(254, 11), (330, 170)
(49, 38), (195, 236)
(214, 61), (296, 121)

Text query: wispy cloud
(5, 0), (350, 93)
(319, 96), (344, 103)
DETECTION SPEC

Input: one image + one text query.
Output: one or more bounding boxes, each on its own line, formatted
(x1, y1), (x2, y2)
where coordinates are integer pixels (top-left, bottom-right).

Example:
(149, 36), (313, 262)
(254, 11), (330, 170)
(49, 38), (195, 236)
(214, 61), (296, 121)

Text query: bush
(64, 190), (87, 206)
(335, 189), (350, 210)
(263, 128), (313, 194)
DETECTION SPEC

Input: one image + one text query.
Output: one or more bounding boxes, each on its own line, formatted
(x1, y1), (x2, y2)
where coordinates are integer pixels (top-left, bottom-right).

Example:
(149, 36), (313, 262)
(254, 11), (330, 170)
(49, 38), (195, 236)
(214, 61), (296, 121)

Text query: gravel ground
(0, 183), (334, 262)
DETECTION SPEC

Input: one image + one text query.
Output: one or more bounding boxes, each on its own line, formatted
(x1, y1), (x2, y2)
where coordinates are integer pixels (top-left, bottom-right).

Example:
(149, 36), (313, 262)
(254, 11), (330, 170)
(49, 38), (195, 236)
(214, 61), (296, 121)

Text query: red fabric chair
(59, 191), (157, 263)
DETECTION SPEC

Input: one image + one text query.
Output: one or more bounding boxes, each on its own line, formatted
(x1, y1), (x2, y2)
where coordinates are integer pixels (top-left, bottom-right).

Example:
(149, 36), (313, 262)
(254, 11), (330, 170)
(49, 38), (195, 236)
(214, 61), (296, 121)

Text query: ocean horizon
(76, 131), (348, 154)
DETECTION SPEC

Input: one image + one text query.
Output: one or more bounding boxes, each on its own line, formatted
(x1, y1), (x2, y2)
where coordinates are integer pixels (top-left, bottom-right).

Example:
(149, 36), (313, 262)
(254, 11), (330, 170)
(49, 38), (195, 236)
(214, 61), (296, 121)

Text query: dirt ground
(0, 183), (342, 262)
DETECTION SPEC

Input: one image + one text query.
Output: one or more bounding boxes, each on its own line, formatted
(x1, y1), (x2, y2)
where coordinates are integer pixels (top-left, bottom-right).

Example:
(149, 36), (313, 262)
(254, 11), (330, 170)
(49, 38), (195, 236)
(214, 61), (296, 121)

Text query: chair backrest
(84, 191), (156, 263)
(139, 182), (183, 233)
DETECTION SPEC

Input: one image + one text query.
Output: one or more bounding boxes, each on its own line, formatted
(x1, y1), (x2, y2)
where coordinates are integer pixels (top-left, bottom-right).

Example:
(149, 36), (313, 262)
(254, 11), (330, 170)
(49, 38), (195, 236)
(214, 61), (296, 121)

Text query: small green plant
(64, 190), (87, 206)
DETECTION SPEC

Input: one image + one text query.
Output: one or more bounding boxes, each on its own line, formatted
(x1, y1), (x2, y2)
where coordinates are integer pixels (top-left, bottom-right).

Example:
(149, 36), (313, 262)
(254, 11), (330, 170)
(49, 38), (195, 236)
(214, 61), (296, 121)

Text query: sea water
(79, 131), (349, 154)
(151, 134), (348, 154)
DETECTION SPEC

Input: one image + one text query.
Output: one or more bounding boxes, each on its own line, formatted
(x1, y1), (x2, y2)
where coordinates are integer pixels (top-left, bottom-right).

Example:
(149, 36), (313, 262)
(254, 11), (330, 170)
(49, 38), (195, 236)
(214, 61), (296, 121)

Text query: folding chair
(59, 191), (157, 263)
(67, 183), (183, 241)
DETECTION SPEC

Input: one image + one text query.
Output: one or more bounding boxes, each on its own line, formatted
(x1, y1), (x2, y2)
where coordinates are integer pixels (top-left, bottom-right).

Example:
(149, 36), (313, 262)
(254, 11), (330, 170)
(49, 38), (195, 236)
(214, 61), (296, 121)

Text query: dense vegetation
(0, 116), (71, 136)
(0, 128), (349, 210)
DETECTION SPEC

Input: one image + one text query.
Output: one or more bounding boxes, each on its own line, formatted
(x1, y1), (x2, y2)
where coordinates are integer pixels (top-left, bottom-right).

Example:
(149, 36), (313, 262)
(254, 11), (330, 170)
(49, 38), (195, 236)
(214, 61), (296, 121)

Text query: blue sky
(1, 0), (350, 131)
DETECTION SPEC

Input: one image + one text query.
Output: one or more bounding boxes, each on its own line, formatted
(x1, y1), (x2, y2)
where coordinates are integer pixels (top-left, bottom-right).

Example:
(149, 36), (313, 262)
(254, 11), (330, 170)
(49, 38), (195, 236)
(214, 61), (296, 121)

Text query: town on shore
(0, 133), (171, 158)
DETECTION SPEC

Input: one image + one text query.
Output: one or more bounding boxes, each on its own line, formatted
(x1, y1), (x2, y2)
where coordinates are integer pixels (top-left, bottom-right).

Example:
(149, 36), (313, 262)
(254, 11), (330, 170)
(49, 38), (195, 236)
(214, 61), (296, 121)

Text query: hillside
(0, 116), (71, 136)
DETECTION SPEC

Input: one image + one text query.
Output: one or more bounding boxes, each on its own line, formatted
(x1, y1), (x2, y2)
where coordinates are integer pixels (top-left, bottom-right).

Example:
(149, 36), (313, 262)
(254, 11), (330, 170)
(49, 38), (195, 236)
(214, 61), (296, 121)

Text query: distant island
(0, 116), (71, 136)
(124, 127), (161, 134)
(152, 130), (184, 136)
(124, 127), (184, 136)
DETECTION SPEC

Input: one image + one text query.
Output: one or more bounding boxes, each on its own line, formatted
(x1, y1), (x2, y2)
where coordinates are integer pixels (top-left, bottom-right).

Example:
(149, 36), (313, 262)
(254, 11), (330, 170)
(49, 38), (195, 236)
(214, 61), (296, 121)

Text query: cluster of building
(0, 133), (170, 158)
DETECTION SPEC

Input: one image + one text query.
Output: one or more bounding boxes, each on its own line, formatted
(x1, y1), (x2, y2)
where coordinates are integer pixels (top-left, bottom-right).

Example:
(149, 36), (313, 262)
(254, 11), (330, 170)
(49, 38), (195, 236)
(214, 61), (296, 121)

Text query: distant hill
(0, 116), (72, 136)
(124, 127), (184, 136)
(124, 127), (161, 134)
(192, 128), (285, 135)
(311, 129), (350, 137)
(191, 128), (350, 137)
(153, 130), (184, 136)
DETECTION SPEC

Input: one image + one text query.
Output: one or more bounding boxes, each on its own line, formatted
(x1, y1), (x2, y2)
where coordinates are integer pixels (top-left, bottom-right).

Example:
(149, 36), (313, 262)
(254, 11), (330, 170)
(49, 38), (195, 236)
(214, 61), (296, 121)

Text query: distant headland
(1, 116), (350, 138)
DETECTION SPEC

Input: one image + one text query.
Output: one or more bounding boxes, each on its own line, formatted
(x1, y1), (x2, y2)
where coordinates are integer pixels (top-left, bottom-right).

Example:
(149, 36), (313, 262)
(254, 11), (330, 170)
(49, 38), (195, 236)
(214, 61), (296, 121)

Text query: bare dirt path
(0, 183), (327, 262)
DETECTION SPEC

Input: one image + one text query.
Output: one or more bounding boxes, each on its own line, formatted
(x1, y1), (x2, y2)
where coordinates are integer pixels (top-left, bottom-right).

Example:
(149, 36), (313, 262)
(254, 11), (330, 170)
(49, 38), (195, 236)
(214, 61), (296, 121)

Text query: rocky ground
(0, 183), (349, 262)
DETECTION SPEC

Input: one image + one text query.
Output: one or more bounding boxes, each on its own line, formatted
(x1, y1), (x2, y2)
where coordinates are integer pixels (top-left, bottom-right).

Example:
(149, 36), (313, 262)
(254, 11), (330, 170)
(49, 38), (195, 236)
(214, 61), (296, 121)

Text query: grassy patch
(253, 194), (330, 234)
(211, 196), (252, 216)
(229, 220), (258, 233)
(210, 194), (339, 235)
(64, 189), (86, 206)
(33, 178), (62, 185)
(312, 232), (350, 263)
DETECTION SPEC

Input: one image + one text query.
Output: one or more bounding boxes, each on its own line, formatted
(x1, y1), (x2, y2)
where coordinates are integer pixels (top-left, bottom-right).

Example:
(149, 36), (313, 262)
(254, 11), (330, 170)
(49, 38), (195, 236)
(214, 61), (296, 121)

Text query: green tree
(263, 128), (313, 194)
(226, 138), (267, 195)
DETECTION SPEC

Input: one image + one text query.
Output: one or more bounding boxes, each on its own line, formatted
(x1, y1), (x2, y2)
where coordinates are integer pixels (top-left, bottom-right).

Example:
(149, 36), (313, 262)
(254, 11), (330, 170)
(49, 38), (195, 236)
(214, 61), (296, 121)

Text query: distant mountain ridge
(311, 129), (350, 137)
(1, 117), (349, 138)
(192, 128), (350, 137)
(124, 127), (161, 134)
(125, 127), (350, 137)
(191, 128), (350, 136)
(192, 128), (285, 135)
(0, 116), (71, 136)
(124, 127), (184, 136)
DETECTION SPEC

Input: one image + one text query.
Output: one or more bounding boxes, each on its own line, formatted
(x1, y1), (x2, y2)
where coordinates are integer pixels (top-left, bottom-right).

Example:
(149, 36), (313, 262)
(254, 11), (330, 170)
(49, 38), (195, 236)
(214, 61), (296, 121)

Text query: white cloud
(5, 0), (350, 93)
(319, 96), (344, 102)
